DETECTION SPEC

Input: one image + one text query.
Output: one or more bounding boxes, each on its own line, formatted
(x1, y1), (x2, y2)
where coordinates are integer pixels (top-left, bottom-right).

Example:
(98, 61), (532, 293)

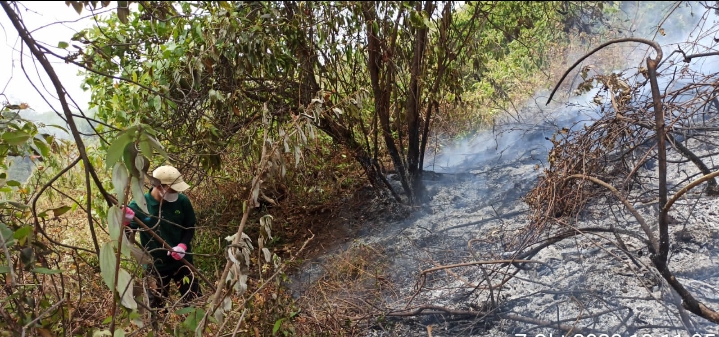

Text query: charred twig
(565, 174), (658, 253)
(420, 259), (541, 275)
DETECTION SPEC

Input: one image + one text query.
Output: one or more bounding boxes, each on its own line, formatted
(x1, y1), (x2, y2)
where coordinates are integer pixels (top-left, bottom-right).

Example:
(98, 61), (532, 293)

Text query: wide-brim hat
(152, 165), (190, 192)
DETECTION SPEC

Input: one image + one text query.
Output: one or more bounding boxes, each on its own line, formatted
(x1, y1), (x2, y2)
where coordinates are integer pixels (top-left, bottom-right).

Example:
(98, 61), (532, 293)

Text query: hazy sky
(0, 1), (103, 114)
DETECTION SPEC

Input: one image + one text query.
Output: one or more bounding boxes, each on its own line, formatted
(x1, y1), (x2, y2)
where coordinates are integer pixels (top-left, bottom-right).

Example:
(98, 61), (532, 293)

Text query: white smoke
(426, 1), (719, 174)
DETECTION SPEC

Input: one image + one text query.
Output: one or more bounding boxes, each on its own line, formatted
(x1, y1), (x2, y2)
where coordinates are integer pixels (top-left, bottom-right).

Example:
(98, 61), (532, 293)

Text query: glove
(121, 206), (135, 226)
(168, 243), (187, 260)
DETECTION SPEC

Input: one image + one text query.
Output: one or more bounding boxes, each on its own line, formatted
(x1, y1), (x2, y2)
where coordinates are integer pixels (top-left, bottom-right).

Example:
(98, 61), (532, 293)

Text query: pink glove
(121, 206), (135, 226)
(168, 243), (187, 260)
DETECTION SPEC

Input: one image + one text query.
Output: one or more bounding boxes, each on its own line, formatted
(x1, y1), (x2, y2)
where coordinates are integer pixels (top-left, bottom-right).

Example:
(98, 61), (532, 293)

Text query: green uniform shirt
(128, 188), (197, 271)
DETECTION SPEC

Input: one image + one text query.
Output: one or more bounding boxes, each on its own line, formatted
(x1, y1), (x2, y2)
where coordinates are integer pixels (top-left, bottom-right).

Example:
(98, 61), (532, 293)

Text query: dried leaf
(262, 248), (271, 263)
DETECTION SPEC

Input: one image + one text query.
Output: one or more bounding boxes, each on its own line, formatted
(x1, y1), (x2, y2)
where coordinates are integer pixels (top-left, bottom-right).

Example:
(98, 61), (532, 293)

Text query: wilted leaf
(116, 268), (137, 310)
(100, 242), (117, 290)
(112, 162), (129, 205)
(262, 248), (271, 263)
(70, 1), (83, 14)
(259, 214), (272, 240)
(107, 206), (122, 241)
(117, 6), (129, 24)
(250, 177), (261, 208)
(296, 125), (307, 145)
(92, 330), (112, 337)
(127, 242), (152, 264)
(36, 328), (53, 337)
(213, 297), (232, 324)
(134, 155), (145, 175)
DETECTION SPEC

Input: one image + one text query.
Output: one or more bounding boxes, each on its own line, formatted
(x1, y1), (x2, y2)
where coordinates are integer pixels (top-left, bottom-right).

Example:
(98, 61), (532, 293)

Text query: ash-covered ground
(290, 92), (719, 336)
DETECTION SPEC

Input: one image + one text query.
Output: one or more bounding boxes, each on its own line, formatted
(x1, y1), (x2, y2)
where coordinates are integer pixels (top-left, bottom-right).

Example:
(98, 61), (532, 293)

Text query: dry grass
(294, 242), (394, 336)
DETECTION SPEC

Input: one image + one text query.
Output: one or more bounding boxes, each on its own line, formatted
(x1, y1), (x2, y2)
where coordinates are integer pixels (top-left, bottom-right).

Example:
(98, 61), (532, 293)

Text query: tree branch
(565, 174), (658, 253)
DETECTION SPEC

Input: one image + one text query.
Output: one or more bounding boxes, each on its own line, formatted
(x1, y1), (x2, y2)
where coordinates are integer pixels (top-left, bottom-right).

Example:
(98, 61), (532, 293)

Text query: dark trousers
(147, 264), (202, 309)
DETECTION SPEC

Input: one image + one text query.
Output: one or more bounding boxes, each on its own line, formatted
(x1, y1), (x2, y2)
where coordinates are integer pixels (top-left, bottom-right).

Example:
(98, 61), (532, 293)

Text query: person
(122, 165), (201, 310)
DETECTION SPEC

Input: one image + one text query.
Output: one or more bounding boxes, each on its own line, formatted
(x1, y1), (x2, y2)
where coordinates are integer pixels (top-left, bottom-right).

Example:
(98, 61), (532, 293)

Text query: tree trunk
(407, 1), (434, 177)
(363, 2), (413, 202)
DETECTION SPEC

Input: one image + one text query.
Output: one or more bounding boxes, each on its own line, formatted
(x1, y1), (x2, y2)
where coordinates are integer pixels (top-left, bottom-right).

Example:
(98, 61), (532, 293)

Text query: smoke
(425, 1), (719, 175)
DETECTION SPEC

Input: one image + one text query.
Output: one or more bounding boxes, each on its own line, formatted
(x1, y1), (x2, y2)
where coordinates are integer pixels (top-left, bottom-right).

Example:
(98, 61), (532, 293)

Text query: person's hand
(121, 206), (135, 226)
(168, 243), (187, 260)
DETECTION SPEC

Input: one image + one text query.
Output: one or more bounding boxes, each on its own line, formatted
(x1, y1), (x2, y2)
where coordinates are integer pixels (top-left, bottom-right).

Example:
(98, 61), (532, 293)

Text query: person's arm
(179, 198), (198, 247)
(168, 198), (197, 261)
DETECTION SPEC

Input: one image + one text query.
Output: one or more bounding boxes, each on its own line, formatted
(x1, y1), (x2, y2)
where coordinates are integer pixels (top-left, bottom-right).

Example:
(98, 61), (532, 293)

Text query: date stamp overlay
(514, 333), (719, 337)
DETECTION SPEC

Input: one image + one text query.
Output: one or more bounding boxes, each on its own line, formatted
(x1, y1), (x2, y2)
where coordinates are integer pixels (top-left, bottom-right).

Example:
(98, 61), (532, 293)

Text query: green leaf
(138, 135), (153, 159)
(106, 129), (136, 169)
(32, 267), (63, 274)
(116, 268), (137, 310)
(107, 206), (122, 241)
(0, 223), (15, 248)
(0, 265), (10, 273)
(130, 176), (148, 213)
(51, 205), (72, 217)
(33, 137), (51, 158)
(45, 124), (69, 133)
(20, 247), (34, 265)
(58, 41), (69, 49)
(145, 134), (168, 160)
(6, 180), (20, 187)
(152, 96), (161, 111)
(273, 318), (286, 334)
(13, 226), (32, 240)
(123, 142), (139, 177)
(100, 241), (117, 290)
(129, 309), (144, 328)
(175, 307), (194, 315)
(112, 162), (129, 206)
(2, 130), (31, 146)
(7, 201), (28, 209)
